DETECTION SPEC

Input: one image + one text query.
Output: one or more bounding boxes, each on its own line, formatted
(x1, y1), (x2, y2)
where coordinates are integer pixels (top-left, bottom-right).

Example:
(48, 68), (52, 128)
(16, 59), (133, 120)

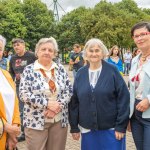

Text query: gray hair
(0, 35), (6, 51)
(83, 38), (108, 58)
(35, 37), (59, 56)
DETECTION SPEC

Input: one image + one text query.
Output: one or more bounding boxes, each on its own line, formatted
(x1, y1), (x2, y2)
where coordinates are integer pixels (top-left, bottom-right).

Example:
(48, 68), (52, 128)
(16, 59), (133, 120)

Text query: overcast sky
(41, 0), (150, 17)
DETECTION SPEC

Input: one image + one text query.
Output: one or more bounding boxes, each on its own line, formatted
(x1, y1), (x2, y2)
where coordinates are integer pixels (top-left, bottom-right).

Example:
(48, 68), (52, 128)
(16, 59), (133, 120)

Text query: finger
(115, 132), (124, 140)
(117, 134), (121, 140)
(136, 103), (141, 110)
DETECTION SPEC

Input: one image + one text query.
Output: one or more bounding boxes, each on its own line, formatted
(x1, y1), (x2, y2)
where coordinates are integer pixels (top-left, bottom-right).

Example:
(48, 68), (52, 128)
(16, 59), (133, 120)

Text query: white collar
(33, 60), (58, 71)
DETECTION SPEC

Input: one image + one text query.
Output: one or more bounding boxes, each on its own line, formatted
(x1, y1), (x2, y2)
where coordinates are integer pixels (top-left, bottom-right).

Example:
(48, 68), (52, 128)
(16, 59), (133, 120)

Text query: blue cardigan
(69, 60), (129, 133)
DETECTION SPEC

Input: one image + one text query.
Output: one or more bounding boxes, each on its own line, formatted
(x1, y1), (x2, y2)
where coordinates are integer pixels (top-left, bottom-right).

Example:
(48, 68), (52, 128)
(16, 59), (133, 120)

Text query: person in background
(19, 37), (72, 150)
(0, 35), (21, 150)
(69, 44), (84, 78)
(3, 50), (8, 58)
(107, 45), (123, 75)
(132, 48), (141, 58)
(124, 49), (132, 75)
(129, 22), (150, 150)
(69, 38), (130, 150)
(9, 38), (36, 141)
(0, 36), (8, 70)
(7, 51), (13, 61)
(53, 51), (61, 64)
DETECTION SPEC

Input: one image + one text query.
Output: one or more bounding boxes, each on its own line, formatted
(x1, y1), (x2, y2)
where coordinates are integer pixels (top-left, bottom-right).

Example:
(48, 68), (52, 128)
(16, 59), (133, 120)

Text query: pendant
(141, 57), (146, 61)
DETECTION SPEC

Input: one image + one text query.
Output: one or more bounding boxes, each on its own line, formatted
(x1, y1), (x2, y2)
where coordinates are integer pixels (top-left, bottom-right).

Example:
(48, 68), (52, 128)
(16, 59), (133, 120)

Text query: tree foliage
(0, 0), (54, 50)
(58, 0), (150, 50)
(0, 0), (150, 51)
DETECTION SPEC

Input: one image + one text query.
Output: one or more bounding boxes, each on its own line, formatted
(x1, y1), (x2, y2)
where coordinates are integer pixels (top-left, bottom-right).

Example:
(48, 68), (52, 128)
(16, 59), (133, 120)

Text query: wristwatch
(0, 117), (4, 138)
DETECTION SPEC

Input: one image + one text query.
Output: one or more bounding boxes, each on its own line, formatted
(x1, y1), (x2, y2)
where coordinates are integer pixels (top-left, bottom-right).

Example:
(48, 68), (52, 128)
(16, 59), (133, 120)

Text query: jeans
(124, 63), (131, 75)
(130, 99), (150, 150)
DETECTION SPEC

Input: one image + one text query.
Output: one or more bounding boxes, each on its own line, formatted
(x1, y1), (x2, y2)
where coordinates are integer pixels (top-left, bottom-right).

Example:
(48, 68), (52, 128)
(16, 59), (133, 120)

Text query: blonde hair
(35, 37), (58, 57)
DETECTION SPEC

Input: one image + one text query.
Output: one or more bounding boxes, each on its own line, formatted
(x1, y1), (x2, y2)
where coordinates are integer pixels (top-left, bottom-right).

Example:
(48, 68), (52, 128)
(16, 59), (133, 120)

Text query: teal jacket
(129, 54), (150, 118)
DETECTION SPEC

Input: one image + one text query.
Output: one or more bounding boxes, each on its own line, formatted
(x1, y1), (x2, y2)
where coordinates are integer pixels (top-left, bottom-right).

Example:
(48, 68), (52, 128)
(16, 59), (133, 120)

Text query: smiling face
(37, 42), (55, 65)
(133, 27), (150, 52)
(86, 44), (103, 64)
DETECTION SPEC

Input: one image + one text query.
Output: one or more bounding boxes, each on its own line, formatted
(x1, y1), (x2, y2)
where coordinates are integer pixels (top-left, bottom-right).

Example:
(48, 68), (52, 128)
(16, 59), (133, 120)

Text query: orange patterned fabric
(40, 68), (56, 93)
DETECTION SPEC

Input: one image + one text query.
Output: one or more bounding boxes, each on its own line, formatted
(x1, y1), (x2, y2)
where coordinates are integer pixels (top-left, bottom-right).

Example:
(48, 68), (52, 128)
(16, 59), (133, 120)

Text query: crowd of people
(0, 21), (150, 150)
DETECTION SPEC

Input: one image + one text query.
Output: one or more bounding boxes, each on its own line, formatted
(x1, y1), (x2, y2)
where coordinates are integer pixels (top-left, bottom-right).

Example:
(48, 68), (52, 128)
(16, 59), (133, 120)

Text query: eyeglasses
(132, 32), (150, 39)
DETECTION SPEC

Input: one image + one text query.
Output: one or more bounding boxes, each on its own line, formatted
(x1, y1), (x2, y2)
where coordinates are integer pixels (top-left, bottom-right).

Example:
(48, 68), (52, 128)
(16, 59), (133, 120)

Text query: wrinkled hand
(44, 109), (56, 119)
(136, 98), (150, 112)
(7, 135), (18, 150)
(4, 123), (21, 137)
(115, 131), (125, 140)
(71, 133), (80, 141)
(47, 101), (62, 114)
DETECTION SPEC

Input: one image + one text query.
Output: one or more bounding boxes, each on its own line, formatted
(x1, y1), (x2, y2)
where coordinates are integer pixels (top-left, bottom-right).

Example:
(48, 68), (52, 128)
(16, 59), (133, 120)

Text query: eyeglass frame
(132, 32), (150, 39)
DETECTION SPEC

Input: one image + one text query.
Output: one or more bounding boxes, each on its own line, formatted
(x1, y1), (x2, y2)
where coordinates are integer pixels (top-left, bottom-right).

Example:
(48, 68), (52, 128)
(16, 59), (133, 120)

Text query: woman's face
(86, 44), (103, 63)
(112, 47), (119, 55)
(133, 27), (150, 52)
(37, 42), (55, 64)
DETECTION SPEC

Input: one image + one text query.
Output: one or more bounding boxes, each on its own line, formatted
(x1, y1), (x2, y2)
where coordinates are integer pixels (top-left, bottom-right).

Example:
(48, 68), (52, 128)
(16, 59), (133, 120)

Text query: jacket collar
(0, 69), (15, 121)
(129, 54), (150, 85)
(0, 69), (15, 89)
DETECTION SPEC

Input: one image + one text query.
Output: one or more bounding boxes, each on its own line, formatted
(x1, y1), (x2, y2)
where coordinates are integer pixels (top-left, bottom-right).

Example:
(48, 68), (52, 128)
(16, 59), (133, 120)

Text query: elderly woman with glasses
(19, 37), (72, 150)
(0, 35), (21, 150)
(69, 38), (130, 150)
(129, 22), (150, 150)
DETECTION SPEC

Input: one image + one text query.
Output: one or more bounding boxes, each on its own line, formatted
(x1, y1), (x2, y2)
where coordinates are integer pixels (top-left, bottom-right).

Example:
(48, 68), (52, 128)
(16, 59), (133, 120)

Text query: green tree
(56, 7), (88, 51)
(22, 0), (54, 50)
(0, 0), (27, 49)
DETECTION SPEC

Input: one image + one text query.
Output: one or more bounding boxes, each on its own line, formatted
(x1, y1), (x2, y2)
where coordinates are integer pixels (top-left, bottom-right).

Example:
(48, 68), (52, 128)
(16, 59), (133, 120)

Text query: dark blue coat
(69, 60), (130, 133)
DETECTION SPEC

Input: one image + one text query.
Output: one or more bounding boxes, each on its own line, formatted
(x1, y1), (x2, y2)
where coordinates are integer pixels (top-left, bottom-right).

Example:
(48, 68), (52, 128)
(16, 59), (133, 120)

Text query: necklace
(141, 53), (150, 61)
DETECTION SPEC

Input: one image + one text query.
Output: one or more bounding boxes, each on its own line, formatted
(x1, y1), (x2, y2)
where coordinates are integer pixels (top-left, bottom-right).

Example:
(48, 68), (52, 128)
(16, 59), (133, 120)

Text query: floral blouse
(19, 62), (73, 130)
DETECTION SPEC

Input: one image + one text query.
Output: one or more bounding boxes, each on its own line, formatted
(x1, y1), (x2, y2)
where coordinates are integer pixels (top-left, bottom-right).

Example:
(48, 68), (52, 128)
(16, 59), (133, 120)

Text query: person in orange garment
(0, 35), (21, 150)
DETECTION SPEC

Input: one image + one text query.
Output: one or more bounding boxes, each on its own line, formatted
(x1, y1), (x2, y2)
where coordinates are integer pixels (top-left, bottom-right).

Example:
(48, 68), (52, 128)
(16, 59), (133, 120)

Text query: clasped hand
(4, 123), (21, 150)
(44, 101), (62, 119)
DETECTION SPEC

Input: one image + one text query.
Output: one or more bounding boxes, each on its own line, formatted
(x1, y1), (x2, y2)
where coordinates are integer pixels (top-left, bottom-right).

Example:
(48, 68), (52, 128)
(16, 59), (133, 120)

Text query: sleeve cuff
(70, 128), (80, 133)
(147, 95), (150, 104)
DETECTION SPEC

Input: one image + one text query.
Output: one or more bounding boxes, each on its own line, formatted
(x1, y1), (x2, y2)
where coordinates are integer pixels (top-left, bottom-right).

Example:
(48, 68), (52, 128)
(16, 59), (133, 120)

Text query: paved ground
(17, 65), (136, 150)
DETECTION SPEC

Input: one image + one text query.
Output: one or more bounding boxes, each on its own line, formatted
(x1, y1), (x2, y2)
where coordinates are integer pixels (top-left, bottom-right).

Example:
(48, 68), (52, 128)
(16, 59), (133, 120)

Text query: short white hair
(35, 37), (59, 56)
(84, 38), (108, 58)
(0, 35), (6, 51)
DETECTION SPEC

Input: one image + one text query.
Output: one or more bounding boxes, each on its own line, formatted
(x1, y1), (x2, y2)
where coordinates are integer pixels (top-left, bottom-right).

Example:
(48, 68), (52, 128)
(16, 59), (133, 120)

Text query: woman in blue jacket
(107, 45), (123, 75)
(69, 38), (130, 150)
